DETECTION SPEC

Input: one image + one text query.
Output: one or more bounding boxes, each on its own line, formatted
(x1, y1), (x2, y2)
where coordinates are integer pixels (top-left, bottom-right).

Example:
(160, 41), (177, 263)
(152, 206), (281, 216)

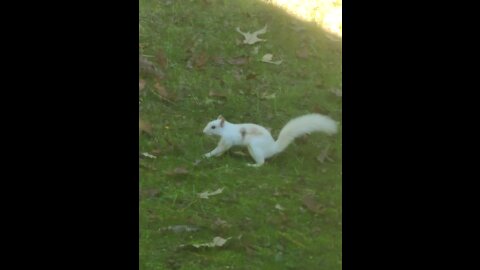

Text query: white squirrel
(202, 113), (337, 167)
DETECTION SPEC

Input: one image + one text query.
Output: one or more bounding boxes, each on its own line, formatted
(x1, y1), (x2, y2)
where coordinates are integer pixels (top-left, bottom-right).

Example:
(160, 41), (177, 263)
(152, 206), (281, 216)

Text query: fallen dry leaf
(296, 46), (310, 59)
(139, 55), (155, 71)
(228, 56), (249, 65)
(156, 49), (168, 69)
(246, 73), (257, 80)
(193, 51), (208, 69)
(313, 105), (329, 115)
(260, 92), (276, 100)
(159, 225), (200, 233)
(198, 187), (224, 199)
(302, 195), (325, 214)
(193, 159), (202, 166)
(204, 97), (225, 105)
(140, 162), (157, 171)
(209, 91), (227, 99)
(290, 24), (306, 32)
(329, 88), (342, 97)
(151, 149), (162, 155)
(154, 81), (169, 98)
(261, 54), (282, 65)
(191, 236), (231, 248)
(141, 152), (157, 159)
(212, 218), (231, 229)
(326, 33), (341, 42)
(236, 25), (267, 45)
(275, 204), (285, 211)
(166, 167), (189, 176)
(233, 69), (243, 81)
(141, 188), (161, 198)
(140, 55), (164, 79)
(213, 56), (225, 65)
(232, 150), (248, 157)
(139, 79), (146, 91)
(317, 144), (334, 163)
(139, 119), (152, 135)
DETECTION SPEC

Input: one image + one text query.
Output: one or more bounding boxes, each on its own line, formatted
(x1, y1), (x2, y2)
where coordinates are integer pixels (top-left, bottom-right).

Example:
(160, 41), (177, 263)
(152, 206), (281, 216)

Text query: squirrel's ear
(217, 115), (225, 127)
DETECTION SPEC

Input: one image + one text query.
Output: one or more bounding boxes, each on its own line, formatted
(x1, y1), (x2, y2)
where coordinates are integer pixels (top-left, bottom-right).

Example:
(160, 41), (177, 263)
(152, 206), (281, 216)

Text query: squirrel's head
(203, 115), (226, 136)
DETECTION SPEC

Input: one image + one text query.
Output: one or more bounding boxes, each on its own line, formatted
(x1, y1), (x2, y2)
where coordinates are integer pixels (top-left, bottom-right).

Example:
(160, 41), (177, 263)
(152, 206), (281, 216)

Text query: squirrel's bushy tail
(274, 114), (337, 154)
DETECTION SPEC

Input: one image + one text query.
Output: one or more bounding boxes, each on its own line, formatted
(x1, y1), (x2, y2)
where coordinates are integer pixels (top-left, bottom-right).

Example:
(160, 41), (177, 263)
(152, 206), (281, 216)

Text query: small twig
(152, 91), (177, 105)
(178, 198), (198, 212)
(278, 232), (306, 248)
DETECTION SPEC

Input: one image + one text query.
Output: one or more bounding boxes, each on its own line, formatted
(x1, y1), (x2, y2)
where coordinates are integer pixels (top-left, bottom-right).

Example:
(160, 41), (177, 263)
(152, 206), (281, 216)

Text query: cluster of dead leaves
(234, 25), (285, 66)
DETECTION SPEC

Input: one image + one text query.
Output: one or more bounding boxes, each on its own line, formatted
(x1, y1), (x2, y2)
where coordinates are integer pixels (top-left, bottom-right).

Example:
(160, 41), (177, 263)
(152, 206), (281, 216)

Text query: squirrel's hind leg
(246, 144), (265, 167)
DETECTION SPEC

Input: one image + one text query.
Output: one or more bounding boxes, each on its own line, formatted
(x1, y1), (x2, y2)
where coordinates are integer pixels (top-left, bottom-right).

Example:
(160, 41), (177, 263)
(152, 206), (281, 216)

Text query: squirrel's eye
(211, 126), (216, 129)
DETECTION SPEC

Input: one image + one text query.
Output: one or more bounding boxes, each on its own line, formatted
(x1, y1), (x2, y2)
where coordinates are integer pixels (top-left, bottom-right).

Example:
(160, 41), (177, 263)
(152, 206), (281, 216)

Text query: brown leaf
(166, 167), (189, 176)
(139, 55), (155, 71)
(154, 81), (169, 98)
(194, 51), (208, 69)
(209, 90), (227, 99)
(329, 88), (342, 97)
(232, 150), (248, 157)
(139, 79), (146, 91)
(313, 105), (328, 114)
(142, 188), (161, 198)
(212, 218), (231, 229)
(302, 195), (325, 214)
(296, 46), (310, 59)
(139, 119), (152, 135)
(246, 73), (257, 80)
(140, 163), (157, 171)
(159, 225), (200, 233)
(233, 69), (243, 81)
(151, 149), (162, 155)
(213, 56), (225, 65)
(228, 56), (249, 65)
(140, 55), (164, 79)
(156, 49), (168, 69)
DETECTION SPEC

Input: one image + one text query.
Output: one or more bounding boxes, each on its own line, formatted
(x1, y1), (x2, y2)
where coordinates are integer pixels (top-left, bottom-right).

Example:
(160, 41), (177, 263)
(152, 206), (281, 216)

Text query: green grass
(140, 0), (342, 269)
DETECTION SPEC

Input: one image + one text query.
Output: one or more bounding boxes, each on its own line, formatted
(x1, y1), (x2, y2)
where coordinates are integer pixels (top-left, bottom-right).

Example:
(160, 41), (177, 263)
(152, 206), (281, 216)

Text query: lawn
(140, 0), (342, 269)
